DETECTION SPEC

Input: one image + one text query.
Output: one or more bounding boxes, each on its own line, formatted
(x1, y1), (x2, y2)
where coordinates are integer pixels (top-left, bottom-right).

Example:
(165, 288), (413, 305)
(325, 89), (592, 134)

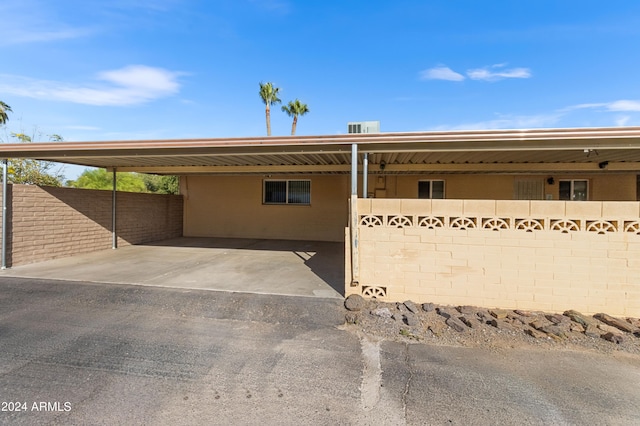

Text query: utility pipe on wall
(350, 144), (359, 286)
(112, 168), (117, 249)
(1, 159), (7, 269)
(363, 153), (368, 199)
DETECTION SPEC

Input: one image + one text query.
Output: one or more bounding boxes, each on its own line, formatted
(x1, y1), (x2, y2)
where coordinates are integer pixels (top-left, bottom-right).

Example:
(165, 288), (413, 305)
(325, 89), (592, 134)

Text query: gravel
(343, 296), (640, 356)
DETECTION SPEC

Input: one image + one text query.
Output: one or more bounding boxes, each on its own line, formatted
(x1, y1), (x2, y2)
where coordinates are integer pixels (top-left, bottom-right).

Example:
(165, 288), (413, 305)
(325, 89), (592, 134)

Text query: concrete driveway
(0, 237), (344, 298)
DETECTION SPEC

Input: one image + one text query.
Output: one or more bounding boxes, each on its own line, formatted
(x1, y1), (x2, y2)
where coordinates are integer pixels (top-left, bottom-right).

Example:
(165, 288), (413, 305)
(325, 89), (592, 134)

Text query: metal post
(1, 159), (7, 269)
(112, 168), (117, 249)
(363, 153), (368, 199)
(350, 144), (359, 286)
(351, 144), (358, 196)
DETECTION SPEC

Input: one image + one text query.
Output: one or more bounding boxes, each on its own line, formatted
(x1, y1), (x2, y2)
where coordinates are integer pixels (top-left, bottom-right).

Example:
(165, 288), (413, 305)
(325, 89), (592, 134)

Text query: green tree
(281, 99), (309, 135)
(67, 169), (147, 192)
(259, 82), (281, 136)
(142, 174), (180, 194)
(6, 132), (65, 186)
(0, 101), (11, 125)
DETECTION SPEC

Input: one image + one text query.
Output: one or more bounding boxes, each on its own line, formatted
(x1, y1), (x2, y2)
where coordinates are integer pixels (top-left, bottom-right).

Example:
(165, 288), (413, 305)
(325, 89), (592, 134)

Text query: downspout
(363, 153), (368, 199)
(350, 144), (359, 286)
(1, 159), (7, 269)
(112, 168), (117, 249)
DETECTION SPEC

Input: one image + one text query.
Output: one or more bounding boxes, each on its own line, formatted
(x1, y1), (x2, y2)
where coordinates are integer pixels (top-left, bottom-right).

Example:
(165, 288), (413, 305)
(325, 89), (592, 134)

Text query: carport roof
(2, 126), (640, 174)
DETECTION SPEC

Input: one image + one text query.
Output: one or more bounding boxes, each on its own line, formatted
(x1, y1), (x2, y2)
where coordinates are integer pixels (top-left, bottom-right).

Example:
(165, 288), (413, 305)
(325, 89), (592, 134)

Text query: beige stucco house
(2, 127), (640, 316)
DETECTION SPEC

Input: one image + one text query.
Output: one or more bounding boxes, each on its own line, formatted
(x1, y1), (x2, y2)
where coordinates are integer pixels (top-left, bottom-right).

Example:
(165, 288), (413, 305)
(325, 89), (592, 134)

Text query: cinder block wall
(0, 184), (183, 266)
(347, 198), (640, 317)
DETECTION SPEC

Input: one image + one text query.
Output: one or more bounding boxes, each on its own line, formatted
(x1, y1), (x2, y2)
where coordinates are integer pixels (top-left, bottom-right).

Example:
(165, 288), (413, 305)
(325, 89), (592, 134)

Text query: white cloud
(0, 65), (183, 106)
(431, 113), (561, 131)
(419, 66), (465, 81)
(607, 100), (640, 112)
(0, 0), (93, 46)
(615, 116), (631, 126)
(564, 100), (640, 113)
(420, 63), (531, 82)
(467, 64), (531, 81)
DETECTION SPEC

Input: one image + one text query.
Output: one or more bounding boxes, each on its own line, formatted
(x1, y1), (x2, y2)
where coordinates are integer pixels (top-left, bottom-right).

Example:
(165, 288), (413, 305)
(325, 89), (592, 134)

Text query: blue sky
(2, 0), (640, 155)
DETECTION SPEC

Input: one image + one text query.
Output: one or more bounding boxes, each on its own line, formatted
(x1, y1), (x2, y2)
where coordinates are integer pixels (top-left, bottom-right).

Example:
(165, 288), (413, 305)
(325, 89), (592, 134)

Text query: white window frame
(418, 180), (445, 199)
(559, 179), (589, 201)
(263, 179), (311, 205)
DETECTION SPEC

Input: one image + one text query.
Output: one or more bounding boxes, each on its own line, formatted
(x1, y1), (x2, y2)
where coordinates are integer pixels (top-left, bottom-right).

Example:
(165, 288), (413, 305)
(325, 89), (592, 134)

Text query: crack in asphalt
(401, 342), (412, 418)
(359, 334), (382, 411)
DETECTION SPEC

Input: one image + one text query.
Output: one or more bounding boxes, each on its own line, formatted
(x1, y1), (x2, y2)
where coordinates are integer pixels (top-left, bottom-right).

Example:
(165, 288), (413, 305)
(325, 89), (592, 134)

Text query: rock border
(343, 295), (640, 355)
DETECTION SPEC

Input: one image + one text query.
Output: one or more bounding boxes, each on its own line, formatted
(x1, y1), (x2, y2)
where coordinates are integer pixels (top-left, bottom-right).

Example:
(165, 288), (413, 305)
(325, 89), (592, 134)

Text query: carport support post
(362, 153), (368, 199)
(2, 159), (7, 269)
(112, 168), (117, 249)
(350, 144), (359, 286)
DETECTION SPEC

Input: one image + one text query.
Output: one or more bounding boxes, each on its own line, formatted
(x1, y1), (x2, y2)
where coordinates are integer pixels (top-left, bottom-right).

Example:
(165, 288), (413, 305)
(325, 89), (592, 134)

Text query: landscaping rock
(489, 309), (509, 319)
(563, 310), (593, 328)
(594, 313), (638, 334)
(486, 318), (499, 328)
(602, 332), (624, 344)
(597, 322), (624, 335)
(569, 323), (585, 333)
(456, 305), (476, 315)
(343, 297), (640, 356)
(626, 317), (640, 328)
(446, 316), (468, 332)
(476, 310), (490, 320)
(344, 294), (366, 312)
(422, 302), (436, 312)
(545, 314), (568, 325)
(584, 325), (601, 338)
(529, 319), (551, 330)
(345, 312), (360, 324)
(458, 315), (476, 328)
(436, 307), (454, 319)
(371, 307), (392, 319)
(539, 325), (568, 340)
(403, 300), (419, 314)
(404, 313), (420, 327)
(525, 328), (548, 339)
(428, 321), (447, 336)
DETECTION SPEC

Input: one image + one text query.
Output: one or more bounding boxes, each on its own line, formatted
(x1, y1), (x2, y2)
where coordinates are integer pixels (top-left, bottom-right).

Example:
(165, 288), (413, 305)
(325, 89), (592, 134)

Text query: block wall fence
(0, 184), (183, 267)
(346, 198), (640, 317)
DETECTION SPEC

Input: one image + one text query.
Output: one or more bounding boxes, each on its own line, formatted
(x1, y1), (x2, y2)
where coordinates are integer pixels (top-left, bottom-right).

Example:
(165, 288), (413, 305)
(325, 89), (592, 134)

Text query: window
(263, 180), (311, 205)
(559, 180), (588, 201)
(418, 180), (445, 199)
(514, 179), (544, 200)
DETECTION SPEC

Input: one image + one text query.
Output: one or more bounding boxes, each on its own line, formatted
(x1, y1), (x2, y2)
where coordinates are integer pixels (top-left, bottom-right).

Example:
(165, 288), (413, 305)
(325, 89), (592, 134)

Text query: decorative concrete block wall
(347, 198), (640, 317)
(0, 184), (183, 266)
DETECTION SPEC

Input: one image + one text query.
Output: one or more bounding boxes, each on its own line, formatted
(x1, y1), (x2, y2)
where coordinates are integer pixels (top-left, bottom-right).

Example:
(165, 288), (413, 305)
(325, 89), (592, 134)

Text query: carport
(0, 134), (365, 297)
(3, 127), (640, 303)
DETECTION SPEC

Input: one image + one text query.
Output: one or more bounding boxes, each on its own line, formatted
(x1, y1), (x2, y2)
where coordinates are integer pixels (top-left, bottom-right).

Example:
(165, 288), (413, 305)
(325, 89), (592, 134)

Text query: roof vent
(347, 121), (380, 134)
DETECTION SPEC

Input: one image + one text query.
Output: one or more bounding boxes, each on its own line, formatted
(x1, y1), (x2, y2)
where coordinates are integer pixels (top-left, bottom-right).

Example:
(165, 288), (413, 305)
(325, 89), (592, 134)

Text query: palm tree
(259, 82), (281, 136)
(281, 99), (309, 136)
(0, 101), (12, 125)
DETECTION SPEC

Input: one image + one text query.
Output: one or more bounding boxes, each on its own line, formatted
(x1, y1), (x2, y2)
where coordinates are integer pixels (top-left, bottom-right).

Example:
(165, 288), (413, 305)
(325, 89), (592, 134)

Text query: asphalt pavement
(1, 277), (639, 425)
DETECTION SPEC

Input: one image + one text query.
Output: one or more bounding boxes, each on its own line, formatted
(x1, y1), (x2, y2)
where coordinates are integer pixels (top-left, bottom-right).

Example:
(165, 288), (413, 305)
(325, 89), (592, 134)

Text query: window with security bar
(263, 180), (311, 205)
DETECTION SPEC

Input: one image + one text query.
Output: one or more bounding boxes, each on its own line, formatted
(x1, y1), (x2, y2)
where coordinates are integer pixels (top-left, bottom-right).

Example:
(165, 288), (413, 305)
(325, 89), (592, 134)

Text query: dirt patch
(342, 296), (640, 356)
